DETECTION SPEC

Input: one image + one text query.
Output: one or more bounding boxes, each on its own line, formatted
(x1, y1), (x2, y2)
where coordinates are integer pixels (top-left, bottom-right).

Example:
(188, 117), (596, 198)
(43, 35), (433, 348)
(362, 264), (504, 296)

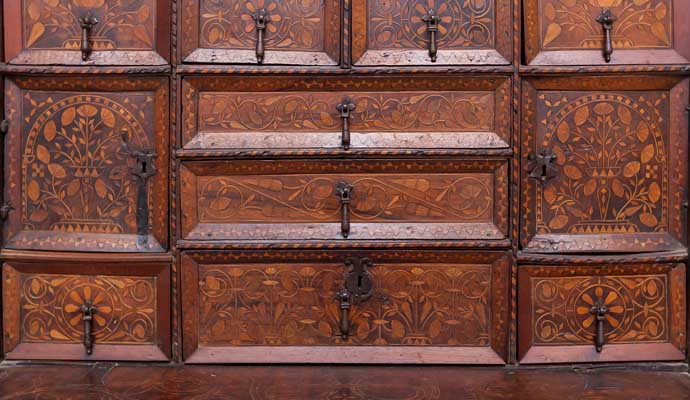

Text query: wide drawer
(180, 159), (509, 242)
(4, 0), (170, 65)
(521, 75), (689, 254)
(2, 261), (170, 361)
(518, 263), (686, 364)
(182, 250), (510, 363)
(523, 0), (689, 65)
(181, 76), (511, 152)
(352, 0), (512, 66)
(179, 0), (340, 65)
(3, 76), (169, 252)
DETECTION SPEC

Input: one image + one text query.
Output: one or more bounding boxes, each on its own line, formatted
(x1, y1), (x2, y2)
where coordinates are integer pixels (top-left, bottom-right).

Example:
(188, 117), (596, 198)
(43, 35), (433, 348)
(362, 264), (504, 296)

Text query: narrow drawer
(352, 0), (512, 66)
(523, 0), (689, 65)
(518, 263), (686, 364)
(521, 75), (689, 254)
(179, 0), (340, 65)
(4, 0), (170, 65)
(3, 76), (169, 252)
(3, 261), (170, 361)
(181, 76), (511, 152)
(182, 250), (510, 364)
(180, 159), (509, 242)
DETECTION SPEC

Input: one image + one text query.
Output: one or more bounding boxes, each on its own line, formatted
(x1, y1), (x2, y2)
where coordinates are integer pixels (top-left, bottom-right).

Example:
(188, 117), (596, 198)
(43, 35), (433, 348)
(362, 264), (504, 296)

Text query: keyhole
(141, 161), (147, 174)
(357, 275), (363, 288)
(541, 164), (547, 177)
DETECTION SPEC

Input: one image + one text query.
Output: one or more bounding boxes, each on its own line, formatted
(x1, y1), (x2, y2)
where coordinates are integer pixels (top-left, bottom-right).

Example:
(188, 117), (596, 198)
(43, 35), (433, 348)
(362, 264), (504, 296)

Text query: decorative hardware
(596, 9), (616, 63)
(80, 302), (97, 355)
(527, 149), (558, 183)
(336, 182), (353, 238)
(252, 9), (271, 63)
(336, 257), (374, 339)
(0, 120), (8, 135)
(78, 13), (99, 61)
(590, 303), (608, 352)
(0, 202), (14, 221)
(421, 9), (440, 62)
(336, 99), (356, 150)
(122, 133), (157, 247)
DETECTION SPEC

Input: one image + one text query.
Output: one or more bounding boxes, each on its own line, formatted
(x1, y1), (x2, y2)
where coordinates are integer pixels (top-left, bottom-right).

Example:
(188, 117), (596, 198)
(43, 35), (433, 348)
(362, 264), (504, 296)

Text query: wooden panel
(524, 0), (690, 65)
(182, 250), (510, 363)
(352, 0), (512, 65)
(180, 159), (509, 242)
(521, 76), (688, 253)
(3, 76), (169, 252)
(2, 262), (170, 361)
(518, 263), (686, 363)
(179, 0), (340, 65)
(4, 0), (170, 65)
(181, 76), (511, 151)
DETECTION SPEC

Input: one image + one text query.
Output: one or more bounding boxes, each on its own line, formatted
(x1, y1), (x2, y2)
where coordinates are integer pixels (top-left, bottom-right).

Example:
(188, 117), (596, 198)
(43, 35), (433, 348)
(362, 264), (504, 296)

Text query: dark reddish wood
(181, 250), (510, 364)
(3, 0), (170, 65)
(518, 263), (686, 364)
(2, 261), (170, 361)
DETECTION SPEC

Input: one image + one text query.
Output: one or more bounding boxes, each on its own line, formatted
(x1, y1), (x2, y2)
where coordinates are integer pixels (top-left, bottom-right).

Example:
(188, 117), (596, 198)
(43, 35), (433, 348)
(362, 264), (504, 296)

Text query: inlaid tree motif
(537, 93), (668, 235)
(23, 0), (156, 50)
(540, 0), (672, 50)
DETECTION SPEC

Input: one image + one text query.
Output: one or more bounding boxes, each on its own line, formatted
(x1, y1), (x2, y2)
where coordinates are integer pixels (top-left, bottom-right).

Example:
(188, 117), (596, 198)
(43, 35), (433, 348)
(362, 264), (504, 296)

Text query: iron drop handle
(336, 182), (353, 238)
(79, 13), (99, 61)
(338, 291), (351, 339)
(80, 302), (98, 355)
(336, 99), (356, 150)
(596, 9), (616, 63)
(252, 9), (270, 63)
(590, 304), (608, 352)
(422, 9), (440, 62)
(336, 257), (374, 339)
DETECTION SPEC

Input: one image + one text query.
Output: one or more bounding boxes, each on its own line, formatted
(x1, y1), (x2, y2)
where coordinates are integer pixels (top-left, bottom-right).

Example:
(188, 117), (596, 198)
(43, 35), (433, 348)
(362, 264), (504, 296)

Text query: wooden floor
(0, 363), (688, 399)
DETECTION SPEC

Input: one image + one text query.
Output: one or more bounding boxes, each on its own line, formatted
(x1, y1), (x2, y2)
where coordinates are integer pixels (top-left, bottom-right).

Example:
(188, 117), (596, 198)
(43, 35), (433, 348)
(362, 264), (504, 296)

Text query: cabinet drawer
(181, 76), (510, 152)
(4, 0), (170, 65)
(524, 0), (689, 65)
(518, 263), (686, 364)
(3, 262), (170, 361)
(179, 0), (340, 65)
(521, 76), (688, 254)
(352, 0), (512, 66)
(180, 159), (509, 242)
(3, 76), (169, 252)
(182, 250), (510, 363)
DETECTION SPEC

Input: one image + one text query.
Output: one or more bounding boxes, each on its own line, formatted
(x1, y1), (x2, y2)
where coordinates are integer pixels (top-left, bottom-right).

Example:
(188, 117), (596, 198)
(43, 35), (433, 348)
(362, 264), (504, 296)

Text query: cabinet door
(3, 76), (169, 252)
(521, 76), (688, 253)
(180, 159), (509, 242)
(181, 76), (511, 152)
(518, 263), (686, 363)
(3, 261), (170, 361)
(4, 0), (170, 65)
(352, 0), (512, 66)
(182, 250), (510, 364)
(524, 0), (690, 65)
(179, 0), (340, 65)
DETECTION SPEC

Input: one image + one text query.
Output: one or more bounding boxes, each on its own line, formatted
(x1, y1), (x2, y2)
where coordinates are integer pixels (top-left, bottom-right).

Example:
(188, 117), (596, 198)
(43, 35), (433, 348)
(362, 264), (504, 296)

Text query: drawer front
(518, 263), (686, 364)
(182, 250), (510, 363)
(180, 159), (508, 242)
(3, 262), (170, 361)
(181, 77), (510, 151)
(521, 76), (688, 254)
(4, 0), (169, 65)
(179, 0), (340, 65)
(352, 0), (512, 65)
(524, 0), (689, 65)
(3, 76), (169, 252)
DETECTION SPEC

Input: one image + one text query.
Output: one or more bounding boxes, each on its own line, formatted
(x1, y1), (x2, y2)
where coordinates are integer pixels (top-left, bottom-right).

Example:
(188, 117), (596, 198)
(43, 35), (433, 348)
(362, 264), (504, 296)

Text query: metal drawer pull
(590, 303), (608, 352)
(79, 13), (99, 61)
(336, 99), (356, 150)
(252, 9), (271, 63)
(596, 9), (616, 63)
(336, 182), (353, 238)
(80, 302), (98, 355)
(337, 257), (374, 339)
(422, 9), (440, 62)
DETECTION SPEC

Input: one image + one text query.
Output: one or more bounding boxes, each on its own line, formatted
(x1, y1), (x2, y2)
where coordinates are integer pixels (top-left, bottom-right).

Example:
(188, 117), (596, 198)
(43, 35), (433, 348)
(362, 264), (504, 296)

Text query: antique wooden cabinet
(0, 0), (688, 370)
